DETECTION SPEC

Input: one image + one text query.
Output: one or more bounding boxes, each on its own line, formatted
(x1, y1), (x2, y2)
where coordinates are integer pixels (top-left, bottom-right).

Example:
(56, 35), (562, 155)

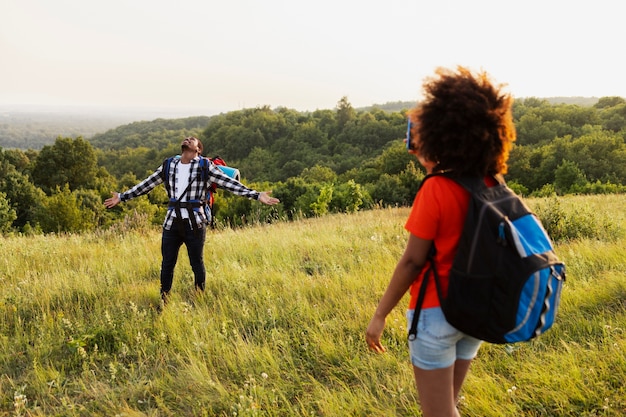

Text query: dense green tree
(310, 184), (333, 216)
(290, 121), (328, 150)
(271, 177), (313, 219)
(339, 162), (381, 186)
(0, 166), (46, 229)
(563, 130), (626, 183)
(330, 180), (366, 213)
(31, 136), (99, 194)
(34, 184), (94, 233)
(300, 165), (337, 184)
(336, 96), (355, 131)
(516, 112), (557, 146)
(98, 147), (163, 179)
(367, 174), (409, 207)
(238, 147), (279, 182)
(310, 109), (337, 138)
(378, 142), (414, 176)
(202, 107), (294, 162)
(554, 160), (587, 194)
(336, 111), (405, 153)
(0, 192), (17, 234)
(397, 160), (426, 199)
(2, 148), (32, 173)
(281, 160), (307, 179)
(598, 103), (626, 132)
(506, 145), (534, 188)
(594, 96), (626, 109)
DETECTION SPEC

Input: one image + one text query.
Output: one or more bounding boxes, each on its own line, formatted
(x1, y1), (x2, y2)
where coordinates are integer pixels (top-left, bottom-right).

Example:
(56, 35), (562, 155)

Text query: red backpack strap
(208, 156), (227, 193)
(211, 156), (226, 166)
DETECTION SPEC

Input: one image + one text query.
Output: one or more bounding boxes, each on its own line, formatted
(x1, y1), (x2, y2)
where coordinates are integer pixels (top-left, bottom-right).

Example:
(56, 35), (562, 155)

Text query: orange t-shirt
(404, 176), (470, 309)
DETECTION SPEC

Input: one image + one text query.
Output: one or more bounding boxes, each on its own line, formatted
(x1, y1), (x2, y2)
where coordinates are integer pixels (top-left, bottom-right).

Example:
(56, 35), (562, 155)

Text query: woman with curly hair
(366, 66), (516, 417)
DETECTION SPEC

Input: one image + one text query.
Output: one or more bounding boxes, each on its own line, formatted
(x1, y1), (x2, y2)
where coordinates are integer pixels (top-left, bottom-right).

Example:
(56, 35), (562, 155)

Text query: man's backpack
(206, 156), (241, 229)
(408, 173), (566, 344)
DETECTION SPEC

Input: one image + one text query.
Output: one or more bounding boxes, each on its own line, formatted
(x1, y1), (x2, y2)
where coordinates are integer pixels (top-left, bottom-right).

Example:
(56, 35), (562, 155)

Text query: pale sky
(1, 0), (624, 115)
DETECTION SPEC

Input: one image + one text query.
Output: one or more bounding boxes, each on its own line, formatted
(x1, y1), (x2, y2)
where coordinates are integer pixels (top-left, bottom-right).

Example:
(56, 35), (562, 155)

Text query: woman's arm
(366, 233), (432, 352)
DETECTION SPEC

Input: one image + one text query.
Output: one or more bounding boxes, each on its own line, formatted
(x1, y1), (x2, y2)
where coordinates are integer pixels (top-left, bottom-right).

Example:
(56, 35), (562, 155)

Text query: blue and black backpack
(408, 172), (566, 344)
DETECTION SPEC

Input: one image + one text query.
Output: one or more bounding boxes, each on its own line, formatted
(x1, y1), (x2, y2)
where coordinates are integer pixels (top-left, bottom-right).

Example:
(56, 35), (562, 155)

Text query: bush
(532, 197), (623, 242)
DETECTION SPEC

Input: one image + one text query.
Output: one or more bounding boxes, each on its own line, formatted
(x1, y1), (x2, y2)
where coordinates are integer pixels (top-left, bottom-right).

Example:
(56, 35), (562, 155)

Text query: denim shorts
(406, 307), (482, 370)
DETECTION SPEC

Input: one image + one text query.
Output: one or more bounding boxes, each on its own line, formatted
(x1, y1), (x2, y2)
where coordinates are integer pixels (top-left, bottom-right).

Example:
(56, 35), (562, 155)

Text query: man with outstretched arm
(104, 136), (279, 304)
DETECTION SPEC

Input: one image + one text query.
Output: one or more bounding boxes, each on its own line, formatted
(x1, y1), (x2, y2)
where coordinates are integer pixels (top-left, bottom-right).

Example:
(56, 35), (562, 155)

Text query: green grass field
(1, 195), (625, 416)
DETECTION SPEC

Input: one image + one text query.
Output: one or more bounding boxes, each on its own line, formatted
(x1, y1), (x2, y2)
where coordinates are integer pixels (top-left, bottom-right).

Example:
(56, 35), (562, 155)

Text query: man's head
(181, 137), (203, 156)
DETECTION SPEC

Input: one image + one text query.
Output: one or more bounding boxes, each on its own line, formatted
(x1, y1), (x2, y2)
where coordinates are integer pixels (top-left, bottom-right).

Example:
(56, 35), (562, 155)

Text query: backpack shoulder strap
(449, 174), (505, 194)
(197, 156), (211, 183)
(161, 157), (174, 195)
(417, 170), (460, 192)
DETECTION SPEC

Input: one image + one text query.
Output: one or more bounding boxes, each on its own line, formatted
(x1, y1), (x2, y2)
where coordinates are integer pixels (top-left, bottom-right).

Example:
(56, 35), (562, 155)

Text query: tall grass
(1, 195), (625, 416)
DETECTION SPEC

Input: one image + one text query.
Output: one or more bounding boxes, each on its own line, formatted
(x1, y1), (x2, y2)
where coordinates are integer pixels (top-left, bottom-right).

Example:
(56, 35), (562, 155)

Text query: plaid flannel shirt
(120, 156), (260, 230)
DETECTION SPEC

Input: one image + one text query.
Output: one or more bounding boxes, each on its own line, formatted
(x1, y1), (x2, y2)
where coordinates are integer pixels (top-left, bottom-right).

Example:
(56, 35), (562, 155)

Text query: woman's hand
(366, 314), (387, 353)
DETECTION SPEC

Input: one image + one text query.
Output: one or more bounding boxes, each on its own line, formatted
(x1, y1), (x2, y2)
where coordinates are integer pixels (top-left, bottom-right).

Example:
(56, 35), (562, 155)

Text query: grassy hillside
(1, 195), (625, 416)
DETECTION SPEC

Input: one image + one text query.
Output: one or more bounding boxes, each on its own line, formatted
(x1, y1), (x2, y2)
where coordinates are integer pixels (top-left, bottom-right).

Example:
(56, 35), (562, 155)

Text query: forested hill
(90, 96), (622, 183)
(0, 97), (600, 150)
(1, 96), (625, 234)
(88, 116), (213, 151)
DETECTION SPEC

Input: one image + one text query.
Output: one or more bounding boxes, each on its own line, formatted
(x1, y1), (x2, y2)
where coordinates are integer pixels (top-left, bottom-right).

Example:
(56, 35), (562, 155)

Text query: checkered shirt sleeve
(205, 161), (260, 199)
(119, 166), (164, 202)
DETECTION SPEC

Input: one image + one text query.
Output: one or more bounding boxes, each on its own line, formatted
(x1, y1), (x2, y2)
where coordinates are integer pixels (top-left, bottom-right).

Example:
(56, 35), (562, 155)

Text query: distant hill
(0, 105), (219, 150)
(359, 97), (601, 113)
(542, 96), (600, 106)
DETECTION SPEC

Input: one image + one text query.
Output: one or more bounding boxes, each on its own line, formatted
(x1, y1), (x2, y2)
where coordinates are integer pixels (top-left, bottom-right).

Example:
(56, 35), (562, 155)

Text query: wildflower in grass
(108, 362), (118, 381)
(14, 387), (27, 416)
(77, 346), (87, 359)
(104, 310), (115, 328)
(507, 386), (517, 395)
(62, 317), (73, 332)
(119, 342), (129, 358)
(261, 372), (268, 379)
(504, 344), (520, 354)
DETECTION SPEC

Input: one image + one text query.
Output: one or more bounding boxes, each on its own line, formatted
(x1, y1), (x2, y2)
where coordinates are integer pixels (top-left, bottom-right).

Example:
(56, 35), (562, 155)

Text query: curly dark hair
(408, 66), (516, 176)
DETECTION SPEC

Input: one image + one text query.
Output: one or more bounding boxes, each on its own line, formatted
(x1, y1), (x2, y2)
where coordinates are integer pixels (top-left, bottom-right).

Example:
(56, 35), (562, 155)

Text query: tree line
(0, 96), (625, 234)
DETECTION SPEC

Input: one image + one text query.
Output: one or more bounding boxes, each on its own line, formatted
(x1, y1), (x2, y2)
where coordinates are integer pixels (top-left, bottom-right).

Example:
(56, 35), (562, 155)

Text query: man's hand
(104, 192), (121, 209)
(258, 191), (280, 205)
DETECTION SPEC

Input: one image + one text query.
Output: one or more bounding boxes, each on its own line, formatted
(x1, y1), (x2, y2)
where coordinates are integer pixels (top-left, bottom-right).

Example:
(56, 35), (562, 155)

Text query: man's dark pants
(160, 219), (206, 300)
